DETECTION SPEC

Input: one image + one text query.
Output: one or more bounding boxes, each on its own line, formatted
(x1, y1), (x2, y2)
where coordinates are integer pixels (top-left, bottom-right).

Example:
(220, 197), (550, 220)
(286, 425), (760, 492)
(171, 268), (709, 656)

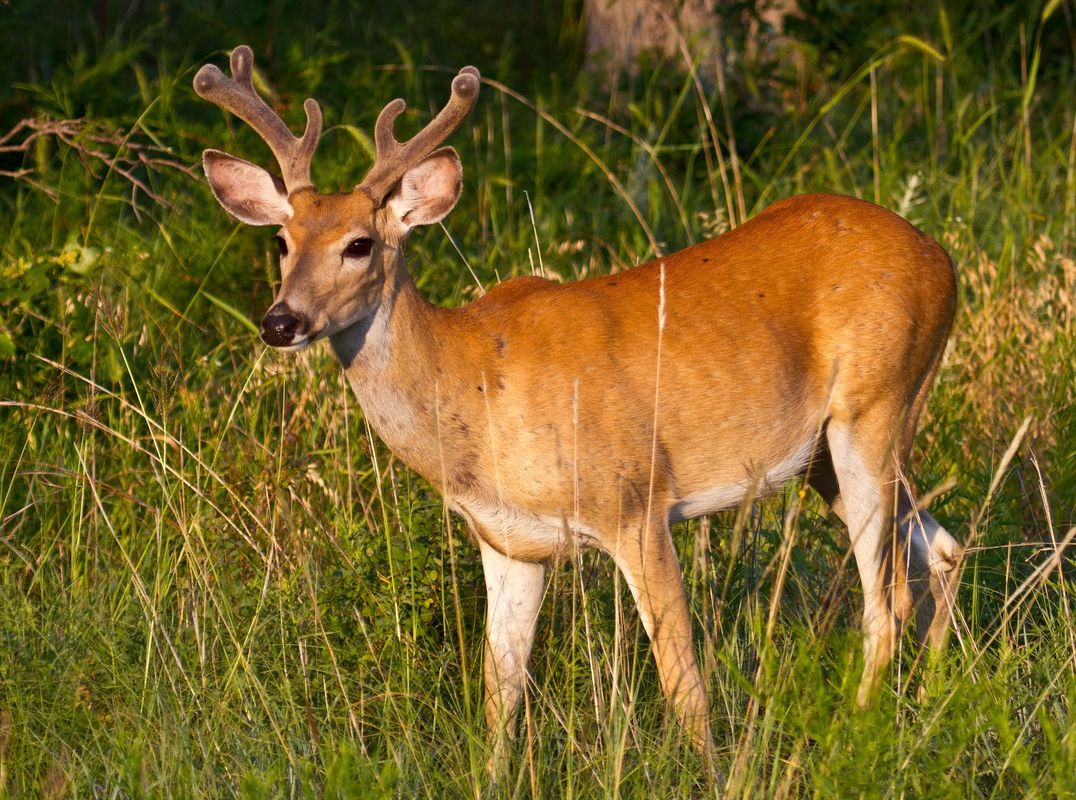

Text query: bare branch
(0, 116), (194, 212)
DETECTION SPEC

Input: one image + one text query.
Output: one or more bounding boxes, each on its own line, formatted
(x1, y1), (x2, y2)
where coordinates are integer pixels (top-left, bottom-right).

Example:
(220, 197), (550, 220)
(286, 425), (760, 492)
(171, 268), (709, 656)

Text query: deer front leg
(477, 536), (545, 768)
(613, 518), (713, 754)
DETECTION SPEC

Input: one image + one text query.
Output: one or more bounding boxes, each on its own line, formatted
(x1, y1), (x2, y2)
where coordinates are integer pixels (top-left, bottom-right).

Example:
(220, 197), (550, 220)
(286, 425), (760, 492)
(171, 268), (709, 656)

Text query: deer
(194, 45), (962, 764)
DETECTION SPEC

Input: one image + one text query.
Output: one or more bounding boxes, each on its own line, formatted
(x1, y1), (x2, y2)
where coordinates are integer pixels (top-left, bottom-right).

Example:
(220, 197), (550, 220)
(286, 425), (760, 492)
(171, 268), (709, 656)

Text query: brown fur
(336, 194), (955, 544)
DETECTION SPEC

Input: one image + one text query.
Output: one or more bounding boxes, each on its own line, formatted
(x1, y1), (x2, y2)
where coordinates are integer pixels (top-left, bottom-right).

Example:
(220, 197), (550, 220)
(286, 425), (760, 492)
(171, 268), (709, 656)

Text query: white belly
(668, 439), (815, 522)
(452, 439), (815, 558)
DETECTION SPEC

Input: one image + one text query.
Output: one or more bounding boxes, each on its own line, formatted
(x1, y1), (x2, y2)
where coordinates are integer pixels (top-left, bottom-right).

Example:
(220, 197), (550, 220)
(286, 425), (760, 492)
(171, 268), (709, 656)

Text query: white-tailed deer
(195, 46), (961, 760)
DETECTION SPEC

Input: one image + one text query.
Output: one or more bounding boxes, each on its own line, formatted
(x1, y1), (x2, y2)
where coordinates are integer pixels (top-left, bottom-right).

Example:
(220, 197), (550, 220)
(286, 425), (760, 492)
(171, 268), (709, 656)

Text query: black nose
(260, 304), (305, 347)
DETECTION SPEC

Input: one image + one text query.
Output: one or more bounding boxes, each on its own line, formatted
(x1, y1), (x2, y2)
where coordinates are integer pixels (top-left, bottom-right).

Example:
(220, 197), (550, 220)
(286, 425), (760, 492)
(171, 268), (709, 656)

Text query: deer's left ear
(203, 149), (294, 226)
(386, 147), (462, 231)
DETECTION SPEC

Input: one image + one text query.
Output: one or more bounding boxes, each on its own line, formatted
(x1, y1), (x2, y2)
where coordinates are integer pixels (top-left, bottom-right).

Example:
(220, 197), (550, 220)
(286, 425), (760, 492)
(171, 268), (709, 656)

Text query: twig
(0, 116), (194, 213)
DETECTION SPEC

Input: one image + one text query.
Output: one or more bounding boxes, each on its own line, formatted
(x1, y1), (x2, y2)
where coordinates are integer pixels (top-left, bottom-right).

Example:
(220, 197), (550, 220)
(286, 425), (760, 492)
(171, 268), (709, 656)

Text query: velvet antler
(358, 66), (480, 203)
(193, 45), (323, 193)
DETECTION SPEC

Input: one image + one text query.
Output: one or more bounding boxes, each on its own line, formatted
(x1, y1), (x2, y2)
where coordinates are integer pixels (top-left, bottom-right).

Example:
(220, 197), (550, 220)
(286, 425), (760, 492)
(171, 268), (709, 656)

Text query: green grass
(0, 1), (1074, 797)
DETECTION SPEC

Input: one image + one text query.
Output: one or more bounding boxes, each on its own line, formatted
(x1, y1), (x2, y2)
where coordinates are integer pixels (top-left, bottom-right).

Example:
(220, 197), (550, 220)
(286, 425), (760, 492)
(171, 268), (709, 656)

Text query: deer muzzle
(260, 303), (309, 348)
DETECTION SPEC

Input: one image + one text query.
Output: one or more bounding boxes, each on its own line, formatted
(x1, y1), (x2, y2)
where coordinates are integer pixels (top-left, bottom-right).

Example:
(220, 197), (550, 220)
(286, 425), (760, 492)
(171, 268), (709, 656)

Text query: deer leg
(477, 536), (545, 768)
(893, 347), (961, 651)
(898, 487), (960, 649)
(826, 417), (904, 707)
(613, 517), (712, 753)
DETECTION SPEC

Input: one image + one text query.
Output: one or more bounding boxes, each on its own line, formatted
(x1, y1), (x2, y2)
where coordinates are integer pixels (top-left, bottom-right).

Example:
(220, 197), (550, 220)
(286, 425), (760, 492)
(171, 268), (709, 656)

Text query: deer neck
(328, 256), (447, 482)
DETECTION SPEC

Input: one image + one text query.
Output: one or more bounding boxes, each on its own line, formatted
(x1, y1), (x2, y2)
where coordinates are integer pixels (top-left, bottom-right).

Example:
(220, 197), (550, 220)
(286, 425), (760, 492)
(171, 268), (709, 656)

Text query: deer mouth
(274, 336), (313, 353)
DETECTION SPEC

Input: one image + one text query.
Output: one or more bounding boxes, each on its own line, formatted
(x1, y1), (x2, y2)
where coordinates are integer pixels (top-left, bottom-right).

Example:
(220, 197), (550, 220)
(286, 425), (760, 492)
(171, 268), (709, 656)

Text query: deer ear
(385, 147), (462, 231)
(203, 150), (293, 226)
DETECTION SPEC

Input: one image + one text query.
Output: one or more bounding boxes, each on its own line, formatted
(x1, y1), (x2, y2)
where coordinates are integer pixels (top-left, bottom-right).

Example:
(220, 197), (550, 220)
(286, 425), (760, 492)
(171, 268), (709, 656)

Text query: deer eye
(273, 235), (288, 257)
(344, 238), (374, 259)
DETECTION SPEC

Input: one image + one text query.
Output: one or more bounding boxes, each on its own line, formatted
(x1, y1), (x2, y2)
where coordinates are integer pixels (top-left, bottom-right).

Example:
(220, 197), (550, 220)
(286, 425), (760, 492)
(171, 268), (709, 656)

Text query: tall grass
(0, 1), (1073, 797)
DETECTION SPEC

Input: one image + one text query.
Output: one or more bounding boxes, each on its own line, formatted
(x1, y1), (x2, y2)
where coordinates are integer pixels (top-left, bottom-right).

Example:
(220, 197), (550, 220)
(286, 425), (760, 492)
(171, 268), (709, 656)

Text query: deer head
(194, 46), (479, 350)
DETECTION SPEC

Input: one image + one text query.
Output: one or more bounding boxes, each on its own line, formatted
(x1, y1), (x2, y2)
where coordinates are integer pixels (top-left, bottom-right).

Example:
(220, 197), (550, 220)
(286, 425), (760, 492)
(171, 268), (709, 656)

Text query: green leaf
(201, 290), (258, 333)
(67, 245), (99, 275)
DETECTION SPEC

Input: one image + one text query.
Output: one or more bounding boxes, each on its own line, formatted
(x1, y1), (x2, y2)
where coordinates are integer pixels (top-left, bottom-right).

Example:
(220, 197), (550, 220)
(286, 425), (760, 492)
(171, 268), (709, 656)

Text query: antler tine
(359, 67), (480, 203)
(193, 45), (323, 193)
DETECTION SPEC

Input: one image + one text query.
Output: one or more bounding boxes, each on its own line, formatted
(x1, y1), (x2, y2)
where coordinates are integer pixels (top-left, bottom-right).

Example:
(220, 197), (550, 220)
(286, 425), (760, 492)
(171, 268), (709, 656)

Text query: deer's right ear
(202, 150), (293, 226)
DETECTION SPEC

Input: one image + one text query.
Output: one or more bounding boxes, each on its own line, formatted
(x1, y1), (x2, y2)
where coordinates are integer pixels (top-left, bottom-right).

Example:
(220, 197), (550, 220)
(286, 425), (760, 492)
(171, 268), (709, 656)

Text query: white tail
(196, 46), (961, 763)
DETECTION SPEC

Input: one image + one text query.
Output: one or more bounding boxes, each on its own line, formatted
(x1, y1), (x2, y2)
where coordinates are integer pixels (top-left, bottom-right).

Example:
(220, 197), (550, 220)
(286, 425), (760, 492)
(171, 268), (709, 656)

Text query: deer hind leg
(811, 443), (961, 652)
(899, 489), (960, 649)
(612, 515), (713, 754)
(893, 351), (961, 651)
(824, 413), (907, 706)
(477, 536), (545, 769)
